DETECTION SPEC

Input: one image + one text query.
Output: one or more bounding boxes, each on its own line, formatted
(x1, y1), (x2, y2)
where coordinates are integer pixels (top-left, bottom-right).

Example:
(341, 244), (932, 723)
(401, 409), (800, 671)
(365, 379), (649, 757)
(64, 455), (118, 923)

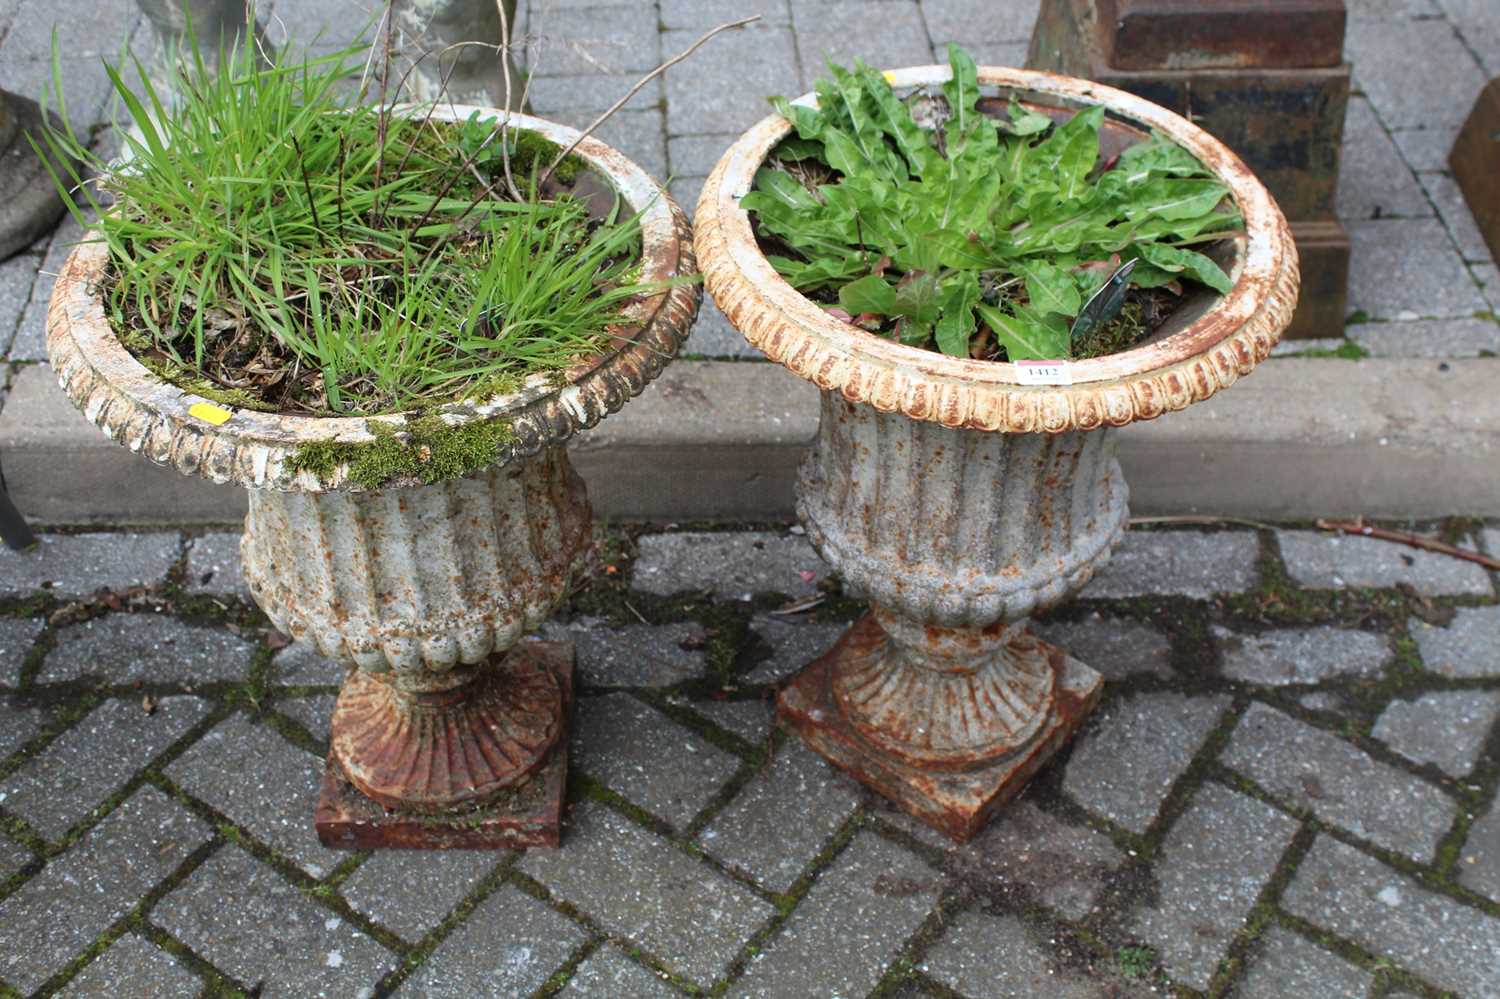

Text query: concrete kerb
(2, 357), (1499, 525)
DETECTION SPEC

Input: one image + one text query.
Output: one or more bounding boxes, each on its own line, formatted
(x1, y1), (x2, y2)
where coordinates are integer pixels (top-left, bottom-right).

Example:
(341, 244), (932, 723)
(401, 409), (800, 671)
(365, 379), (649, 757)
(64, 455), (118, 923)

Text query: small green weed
(1116, 944), (1156, 978)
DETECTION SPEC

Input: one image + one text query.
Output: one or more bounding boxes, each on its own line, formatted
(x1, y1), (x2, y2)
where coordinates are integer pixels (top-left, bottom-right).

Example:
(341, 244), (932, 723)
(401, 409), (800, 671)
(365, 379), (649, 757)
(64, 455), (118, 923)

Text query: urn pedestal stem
(237, 447), (590, 847)
(778, 393), (1126, 842)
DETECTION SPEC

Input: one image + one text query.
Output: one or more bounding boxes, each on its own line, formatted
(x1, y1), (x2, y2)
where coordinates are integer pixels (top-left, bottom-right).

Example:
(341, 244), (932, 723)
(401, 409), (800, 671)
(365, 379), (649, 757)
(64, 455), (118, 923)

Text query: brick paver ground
(2, 1), (1500, 997)
(1, 520), (1497, 997)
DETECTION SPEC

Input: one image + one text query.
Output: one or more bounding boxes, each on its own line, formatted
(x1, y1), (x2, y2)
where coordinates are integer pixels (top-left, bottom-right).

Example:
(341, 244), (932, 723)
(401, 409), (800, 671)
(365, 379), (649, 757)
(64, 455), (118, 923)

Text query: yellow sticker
(883, 71), (898, 82)
(188, 402), (233, 426)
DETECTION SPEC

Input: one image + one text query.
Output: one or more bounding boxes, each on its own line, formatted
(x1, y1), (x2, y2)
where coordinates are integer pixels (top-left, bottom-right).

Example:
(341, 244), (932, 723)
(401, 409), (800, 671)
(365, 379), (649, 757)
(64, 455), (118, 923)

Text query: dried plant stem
(537, 15), (761, 188)
(371, 0), (399, 218)
(1314, 518), (1500, 571)
(494, 0), (523, 202)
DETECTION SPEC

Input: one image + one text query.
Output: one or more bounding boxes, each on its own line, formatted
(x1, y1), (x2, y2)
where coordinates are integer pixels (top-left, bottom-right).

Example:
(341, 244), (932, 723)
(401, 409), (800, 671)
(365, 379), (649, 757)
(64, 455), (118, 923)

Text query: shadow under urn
(46, 109), (701, 848)
(694, 65), (1299, 843)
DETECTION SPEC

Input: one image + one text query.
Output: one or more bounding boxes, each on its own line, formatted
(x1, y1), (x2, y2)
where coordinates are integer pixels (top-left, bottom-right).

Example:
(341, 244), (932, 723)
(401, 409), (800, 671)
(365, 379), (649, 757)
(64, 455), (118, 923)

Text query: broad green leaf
(750, 169), (820, 211)
(943, 44), (980, 132)
(1133, 243), (1234, 293)
(1034, 105), (1104, 200)
(774, 138), (827, 162)
(895, 272), (942, 323)
(899, 318), (934, 345)
(1116, 135), (1210, 179)
(855, 61), (938, 176)
(934, 274), (979, 357)
(976, 302), (1070, 361)
(1000, 100), (1053, 137)
(770, 96), (825, 141)
(839, 274), (899, 315)
(1128, 178), (1231, 221)
(928, 228), (993, 269)
(1017, 259), (1082, 317)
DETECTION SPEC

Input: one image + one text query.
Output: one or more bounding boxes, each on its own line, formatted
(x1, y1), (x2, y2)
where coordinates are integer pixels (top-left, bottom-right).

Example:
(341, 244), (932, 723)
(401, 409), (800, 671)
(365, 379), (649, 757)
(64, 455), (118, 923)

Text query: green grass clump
(33, 30), (652, 419)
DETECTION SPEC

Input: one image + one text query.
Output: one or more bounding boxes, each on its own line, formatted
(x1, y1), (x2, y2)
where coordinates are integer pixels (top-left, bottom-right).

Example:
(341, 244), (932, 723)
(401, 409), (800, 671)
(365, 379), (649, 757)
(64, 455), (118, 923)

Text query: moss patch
(288, 414), (515, 489)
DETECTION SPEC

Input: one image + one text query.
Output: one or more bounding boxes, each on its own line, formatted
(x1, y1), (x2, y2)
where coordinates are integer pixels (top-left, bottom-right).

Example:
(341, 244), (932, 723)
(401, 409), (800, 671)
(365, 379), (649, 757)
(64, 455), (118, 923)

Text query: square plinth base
(777, 634), (1103, 844)
(314, 641), (573, 849)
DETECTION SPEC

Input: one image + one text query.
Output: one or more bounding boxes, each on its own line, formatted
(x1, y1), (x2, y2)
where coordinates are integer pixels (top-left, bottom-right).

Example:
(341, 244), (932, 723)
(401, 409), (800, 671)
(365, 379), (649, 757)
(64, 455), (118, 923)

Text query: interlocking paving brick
(1283, 834), (1500, 998)
(1411, 605), (1500, 677)
(1422, 171), (1494, 264)
(0, 616), (43, 686)
(1129, 783), (1298, 990)
(1236, 925), (1373, 999)
(922, 0), (1038, 44)
(1080, 531), (1259, 599)
(680, 298), (762, 357)
(574, 692), (741, 828)
(663, 25), (801, 135)
(528, 4), (660, 76)
(0, 694), (208, 841)
(0, 788), (209, 994)
(668, 132), (742, 178)
(1346, 218), (1490, 319)
(0, 532), (178, 599)
(791, 0), (933, 70)
(660, 0), (791, 30)
(1373, 689), (1500, 777)
(9, 215), (95, 362)
(699, 740), (860, 892)
(541, 619), (705, 687)
(527, 73), (658, 115)
(0, 835), (33, 880)
(58, 933), (202, 998)
(942, 801), (1123, 920)
(155, 845), (396, 998)
(341, 848), (501, 943)
(924, 909), (1152, 999)
(1216, 625), (1392, 686)
(1390, 122), (1462, 173)
(519, 799), (775, 987)
(0, 251), (42, 358)
(634, 531), (827, 598)
(743, 616), (847, 685)
(397, 884), (585, 996)
(1062, 692), (1230, 834)
(1350, 317), (1500, 358)
(183, 532), (248, 599)
(694, 697), (773, 745)
(1277, 530), (1494, 596)
(560, 943), (678, 997)
(1336, 96), (1432, 221)
(1223, 702), (1457, 862)
(731, 831), (940, 998)
(1034, 614), (1171, 682)
(1460, 799), (1500, 902)
(271, 640), (345, 686)
(278, 694), (335, 744)
(548, 107), (667, 181)
(0, 697), (45, 759)
(1347, 17), (1488, 129)
(39, 614), (256, 686)
(166, 713), (341, 876)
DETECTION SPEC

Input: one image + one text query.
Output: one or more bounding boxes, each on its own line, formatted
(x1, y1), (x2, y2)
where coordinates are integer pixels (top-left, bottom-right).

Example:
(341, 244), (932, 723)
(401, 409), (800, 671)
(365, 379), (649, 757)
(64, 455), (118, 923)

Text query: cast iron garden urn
(694, 66), (1298, 842)
(46, 109), (700, 847)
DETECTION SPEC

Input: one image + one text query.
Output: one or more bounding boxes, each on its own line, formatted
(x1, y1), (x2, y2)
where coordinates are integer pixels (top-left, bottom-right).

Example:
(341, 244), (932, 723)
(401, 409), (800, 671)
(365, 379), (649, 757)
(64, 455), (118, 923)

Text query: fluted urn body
(695, 66), (1299, 841)
(47, 108), (701, 845)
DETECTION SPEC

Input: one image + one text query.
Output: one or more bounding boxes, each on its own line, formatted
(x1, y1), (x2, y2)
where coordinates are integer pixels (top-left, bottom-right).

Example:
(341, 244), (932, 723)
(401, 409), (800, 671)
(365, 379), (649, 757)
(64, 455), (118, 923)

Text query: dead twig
(1129, 515), (1284, 532)
(1314, 518), (1500, 571)
(536, 16), (760, 188)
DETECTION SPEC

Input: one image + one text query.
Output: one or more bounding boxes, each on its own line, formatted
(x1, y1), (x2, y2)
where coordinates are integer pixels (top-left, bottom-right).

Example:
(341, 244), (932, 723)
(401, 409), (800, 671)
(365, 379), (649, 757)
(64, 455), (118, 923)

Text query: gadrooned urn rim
(694, 65), (1301, 433)
(46, 105), (702, 492)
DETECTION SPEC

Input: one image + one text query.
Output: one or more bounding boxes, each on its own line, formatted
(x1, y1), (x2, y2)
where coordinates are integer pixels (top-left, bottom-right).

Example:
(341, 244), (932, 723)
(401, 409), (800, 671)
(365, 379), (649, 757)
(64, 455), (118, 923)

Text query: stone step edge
(2, 357), (1497, 525)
